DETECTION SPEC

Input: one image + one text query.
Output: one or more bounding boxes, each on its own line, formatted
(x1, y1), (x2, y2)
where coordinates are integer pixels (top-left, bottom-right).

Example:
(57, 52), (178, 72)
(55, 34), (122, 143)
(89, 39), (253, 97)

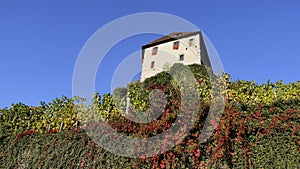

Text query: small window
(173, 41), (179, 50)
(150, 61), (155, 68)
(189, 39), (195, 46)
(179, 54), (184, 61)
(152, 47), (158, 55)
(174, 33), (182, 37)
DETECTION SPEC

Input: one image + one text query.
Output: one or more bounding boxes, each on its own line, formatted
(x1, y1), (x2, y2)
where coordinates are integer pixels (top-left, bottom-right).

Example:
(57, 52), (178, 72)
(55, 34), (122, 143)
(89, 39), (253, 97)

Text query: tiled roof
(142, 31), (200, 49)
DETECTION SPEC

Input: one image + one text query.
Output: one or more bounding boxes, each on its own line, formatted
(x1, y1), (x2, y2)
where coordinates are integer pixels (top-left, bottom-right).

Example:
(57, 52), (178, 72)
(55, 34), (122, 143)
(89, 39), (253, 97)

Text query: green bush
(0, 63), (299, 168)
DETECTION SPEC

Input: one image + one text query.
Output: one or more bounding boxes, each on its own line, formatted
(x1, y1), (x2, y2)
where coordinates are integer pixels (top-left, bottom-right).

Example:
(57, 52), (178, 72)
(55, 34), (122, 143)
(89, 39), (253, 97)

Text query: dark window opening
(173, 41), (179, 50)
(179, 54), (184, 61)
(152, 47), (158, 55)
(151, 61), (155, 68)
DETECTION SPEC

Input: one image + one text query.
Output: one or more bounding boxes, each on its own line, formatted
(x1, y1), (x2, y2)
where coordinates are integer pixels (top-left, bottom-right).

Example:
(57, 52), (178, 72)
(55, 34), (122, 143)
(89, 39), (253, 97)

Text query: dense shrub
(0, 63), (299, 168)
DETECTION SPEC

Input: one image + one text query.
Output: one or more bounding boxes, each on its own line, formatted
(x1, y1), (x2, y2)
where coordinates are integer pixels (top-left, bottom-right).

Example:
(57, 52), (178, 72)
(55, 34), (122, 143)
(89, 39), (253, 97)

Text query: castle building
(141, 31), (211, 81)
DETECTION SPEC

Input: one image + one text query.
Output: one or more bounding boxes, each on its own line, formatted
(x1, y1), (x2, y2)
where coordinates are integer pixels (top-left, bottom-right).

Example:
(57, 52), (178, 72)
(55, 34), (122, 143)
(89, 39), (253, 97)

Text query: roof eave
(142, 31), (201, 49)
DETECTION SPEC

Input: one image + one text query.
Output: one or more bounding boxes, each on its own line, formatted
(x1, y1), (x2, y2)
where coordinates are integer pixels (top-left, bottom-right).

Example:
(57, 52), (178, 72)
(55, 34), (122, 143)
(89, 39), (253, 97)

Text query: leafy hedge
(0, 63), (299, 168)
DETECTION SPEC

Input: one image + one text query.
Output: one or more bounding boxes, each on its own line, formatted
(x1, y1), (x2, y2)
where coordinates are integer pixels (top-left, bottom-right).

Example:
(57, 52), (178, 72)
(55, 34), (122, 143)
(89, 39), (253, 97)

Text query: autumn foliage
(0, 64), (299, 168)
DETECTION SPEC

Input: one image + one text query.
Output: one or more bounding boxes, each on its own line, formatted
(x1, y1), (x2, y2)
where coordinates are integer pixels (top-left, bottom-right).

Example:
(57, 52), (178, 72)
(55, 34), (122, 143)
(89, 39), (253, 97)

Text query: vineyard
(0, 63), (299, 168)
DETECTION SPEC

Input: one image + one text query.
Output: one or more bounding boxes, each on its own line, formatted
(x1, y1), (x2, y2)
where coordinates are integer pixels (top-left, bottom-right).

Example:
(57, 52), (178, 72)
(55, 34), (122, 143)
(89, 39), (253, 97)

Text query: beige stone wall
(141, 33), (201, 81)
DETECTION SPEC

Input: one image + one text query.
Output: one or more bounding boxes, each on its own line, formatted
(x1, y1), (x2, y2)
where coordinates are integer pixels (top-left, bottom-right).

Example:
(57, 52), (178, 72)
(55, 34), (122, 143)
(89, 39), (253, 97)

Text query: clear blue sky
(0, 1), (299, 108)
